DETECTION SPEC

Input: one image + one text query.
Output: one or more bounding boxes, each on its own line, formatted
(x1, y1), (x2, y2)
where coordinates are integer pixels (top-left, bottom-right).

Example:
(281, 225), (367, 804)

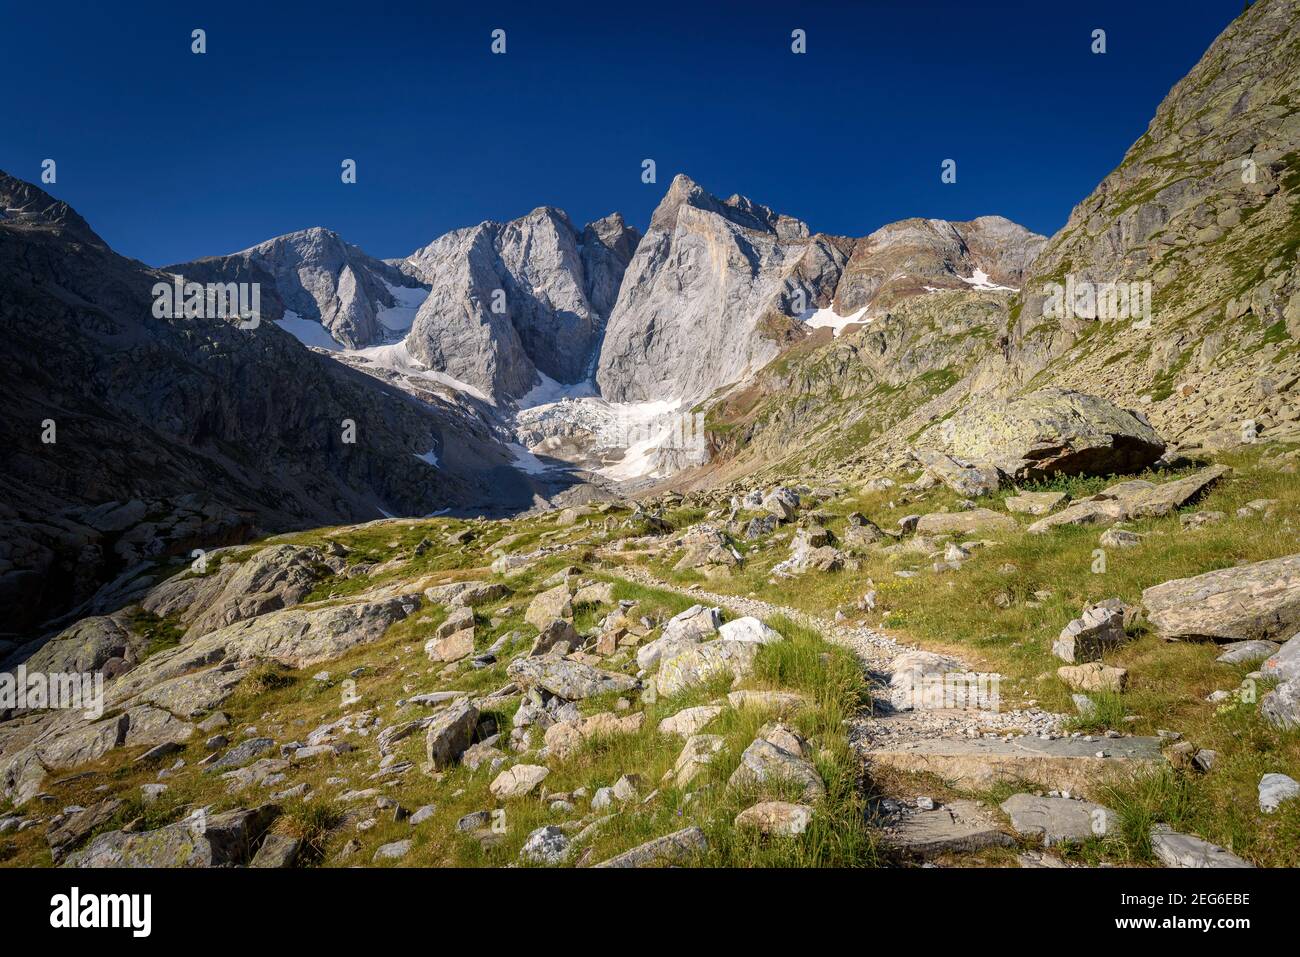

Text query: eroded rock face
(402, 207), (637, 399)
(21, 614), (142, 675)
(833, 215), (1045, 315)
(193, 593), (421, 668)
(181, 545), (329, 638)
(916, 388), (1165, 480)
(597, 174), (851, 404)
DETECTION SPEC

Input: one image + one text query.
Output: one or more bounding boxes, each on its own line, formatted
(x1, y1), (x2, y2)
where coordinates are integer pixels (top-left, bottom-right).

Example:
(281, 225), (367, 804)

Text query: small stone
(1258, 773), (1300, 813)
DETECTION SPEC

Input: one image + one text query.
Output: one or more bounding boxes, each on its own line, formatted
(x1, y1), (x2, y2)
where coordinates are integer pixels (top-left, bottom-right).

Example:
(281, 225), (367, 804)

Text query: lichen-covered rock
(916, 389), (1165, 480)
(727, 737), (825, 804)
(63, 805), (280, 868)
(425, 699), (479, 768)
(658, 640), (761, 697)
(506, 656), (638, 700)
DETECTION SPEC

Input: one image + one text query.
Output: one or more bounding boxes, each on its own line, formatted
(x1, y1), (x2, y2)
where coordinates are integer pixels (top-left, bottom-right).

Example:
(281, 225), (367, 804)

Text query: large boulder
(64, 805), (280, 868)
(524, 584), (573, 630)
(727, 737), (825, 804)
(489, 763), (550, 799)
(1053, 605), (1129, 663)
(1263, 633), (1300, 681)
(425, 700), (479, 768)
(635, 605), (721, 671)
(1141, 554), (1300, 642)
(912, 451), (1005, 497)
(915, 388), (1165, 481)
(22, 614), (143, 675)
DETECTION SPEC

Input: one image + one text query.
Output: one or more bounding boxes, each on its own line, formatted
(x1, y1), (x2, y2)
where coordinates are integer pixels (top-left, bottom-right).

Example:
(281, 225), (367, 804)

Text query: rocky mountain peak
(0, 171), (105, 249)
(167, 224), (425, 350)
(400, 203), (637, 400)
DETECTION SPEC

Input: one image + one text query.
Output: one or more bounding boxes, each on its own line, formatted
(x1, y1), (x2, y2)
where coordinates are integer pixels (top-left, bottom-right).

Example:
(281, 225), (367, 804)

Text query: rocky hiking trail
(611, 566), (1164, 867)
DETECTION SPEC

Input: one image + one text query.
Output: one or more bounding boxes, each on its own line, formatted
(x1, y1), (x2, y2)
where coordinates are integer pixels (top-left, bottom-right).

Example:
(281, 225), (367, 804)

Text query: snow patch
(345, 341), (494, 404)
(958, 269), (1017, 292)
(517, 370), (598, 410)
(507, 442), (550, 475)
(413, 448), (439, 468)
(800, 305), (870, 338)
(376, 280), (429, 335)
(276, 310), (343, 351)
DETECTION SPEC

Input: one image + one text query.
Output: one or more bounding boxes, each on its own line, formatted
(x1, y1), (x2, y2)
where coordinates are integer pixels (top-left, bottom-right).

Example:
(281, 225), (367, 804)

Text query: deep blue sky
(2, 0), (1248, 266)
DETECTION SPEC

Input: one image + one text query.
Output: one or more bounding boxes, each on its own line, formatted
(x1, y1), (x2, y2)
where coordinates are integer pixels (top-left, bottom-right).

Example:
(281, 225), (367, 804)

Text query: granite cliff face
(168, 227), (427, 349)
(401, 207), (639, 400)
(596, 174), (853, 404)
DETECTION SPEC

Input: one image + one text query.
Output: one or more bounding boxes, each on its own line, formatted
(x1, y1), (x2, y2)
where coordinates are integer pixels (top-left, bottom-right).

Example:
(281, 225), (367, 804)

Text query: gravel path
(611, 566), (1067, 750)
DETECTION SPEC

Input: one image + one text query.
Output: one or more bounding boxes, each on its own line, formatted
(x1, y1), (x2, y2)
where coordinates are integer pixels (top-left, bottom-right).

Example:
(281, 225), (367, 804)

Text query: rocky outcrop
(833, 215), (1045, 315)
(1027, 465), (1229, 534)
(1002, 0), (1300, 453)
(180, 545), (328, 638)
(64, 804), (280, 868)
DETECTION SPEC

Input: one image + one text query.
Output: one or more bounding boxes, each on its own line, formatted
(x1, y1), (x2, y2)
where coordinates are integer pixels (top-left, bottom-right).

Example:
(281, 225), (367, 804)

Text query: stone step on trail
(865, 734), (1165, 793)
(878, 799), (1014, 861)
